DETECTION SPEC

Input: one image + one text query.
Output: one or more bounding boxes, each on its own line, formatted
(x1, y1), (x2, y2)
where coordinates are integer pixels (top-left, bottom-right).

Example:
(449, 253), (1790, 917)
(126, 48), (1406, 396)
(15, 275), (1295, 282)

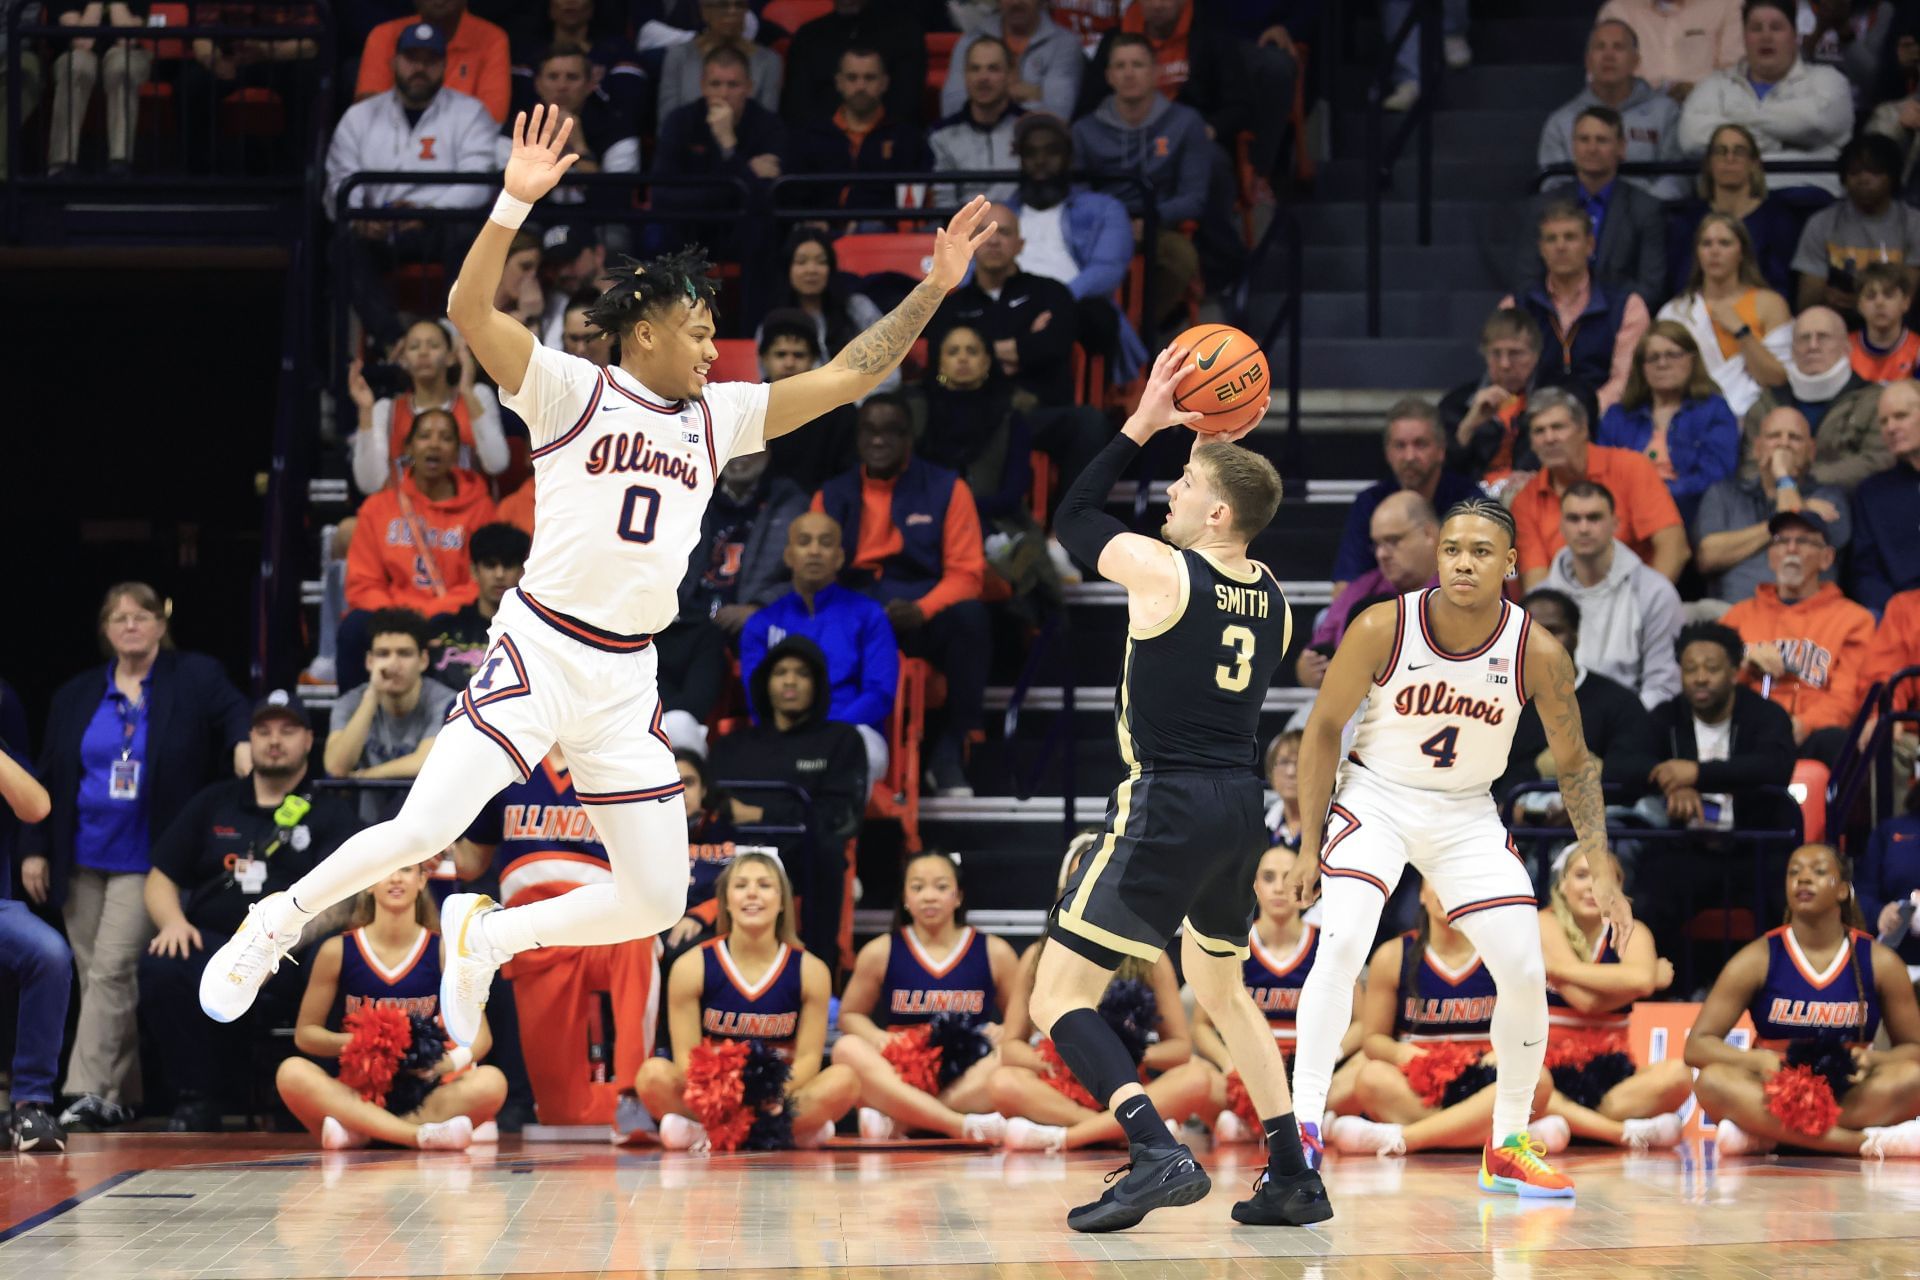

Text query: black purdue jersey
(1116, 549), (1293, 771)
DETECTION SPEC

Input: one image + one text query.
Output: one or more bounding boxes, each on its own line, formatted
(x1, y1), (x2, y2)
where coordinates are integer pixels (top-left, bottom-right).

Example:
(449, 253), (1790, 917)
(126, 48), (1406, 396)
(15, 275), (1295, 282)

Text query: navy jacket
(1516, 276), (1635, 400)
(1858, 813), (1920, 965)
(818, 457), (961, 601)
(787, 113), (931, 213)
(1851, 459), (1920, 615)
(23, 650), (249, 909)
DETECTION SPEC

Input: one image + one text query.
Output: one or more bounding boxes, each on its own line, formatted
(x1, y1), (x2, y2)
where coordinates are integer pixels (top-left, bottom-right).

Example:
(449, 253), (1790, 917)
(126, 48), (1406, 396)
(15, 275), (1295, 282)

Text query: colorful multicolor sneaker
(1479, 1132), (1575, 1198)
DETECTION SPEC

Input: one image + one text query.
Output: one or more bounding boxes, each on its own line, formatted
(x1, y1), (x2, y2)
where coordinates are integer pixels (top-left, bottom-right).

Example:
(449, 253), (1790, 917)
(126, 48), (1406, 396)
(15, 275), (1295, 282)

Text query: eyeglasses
(1642, 349), (1689, 366)
(1709, 145), (1754, 159)
(1770, 535), (1824, 549)
(108, 612), (157, 627)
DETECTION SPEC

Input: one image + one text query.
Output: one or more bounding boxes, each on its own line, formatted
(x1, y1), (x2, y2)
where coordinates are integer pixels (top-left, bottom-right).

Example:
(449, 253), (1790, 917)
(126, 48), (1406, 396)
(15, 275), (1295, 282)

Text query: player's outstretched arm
(446, 105), (579, 397)
(1526, 622), (1635, 944)
(762, 198), (997, 440)
(1283, 604), (1395, 910)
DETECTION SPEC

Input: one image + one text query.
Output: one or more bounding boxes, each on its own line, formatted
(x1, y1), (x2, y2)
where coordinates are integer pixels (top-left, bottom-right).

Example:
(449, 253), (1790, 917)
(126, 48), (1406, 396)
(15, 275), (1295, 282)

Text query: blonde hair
(714, 850), (802, 948)
(1683, 212), (1766, 298)
(1194, 441), (1284, 541)
(1547, 849), (1593, 963)
(347, 858), (442, 931)
(96, 581), (175, 656)
(1620, 320), (1722, 411)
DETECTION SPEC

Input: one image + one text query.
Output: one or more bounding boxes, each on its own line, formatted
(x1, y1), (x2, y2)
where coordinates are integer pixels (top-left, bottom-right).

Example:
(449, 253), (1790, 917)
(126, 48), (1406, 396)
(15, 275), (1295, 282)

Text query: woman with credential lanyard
(21, 583), (249, 1129)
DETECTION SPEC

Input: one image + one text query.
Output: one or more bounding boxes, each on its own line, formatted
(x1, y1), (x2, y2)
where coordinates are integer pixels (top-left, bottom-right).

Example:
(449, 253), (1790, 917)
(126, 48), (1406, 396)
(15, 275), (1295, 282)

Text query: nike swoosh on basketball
(1196, 335), (1235, 371)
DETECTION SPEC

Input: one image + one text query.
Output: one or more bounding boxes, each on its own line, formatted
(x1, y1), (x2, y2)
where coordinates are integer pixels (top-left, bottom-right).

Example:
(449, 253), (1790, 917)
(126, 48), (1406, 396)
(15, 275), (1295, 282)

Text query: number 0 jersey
(1117, 549), (1291, 771)
(500, 345), (771, 639)
(1345, 589), (1532, 794)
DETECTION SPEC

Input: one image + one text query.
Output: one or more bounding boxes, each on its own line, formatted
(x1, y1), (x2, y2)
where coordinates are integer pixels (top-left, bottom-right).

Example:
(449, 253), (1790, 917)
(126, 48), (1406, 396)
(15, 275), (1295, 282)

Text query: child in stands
(1850, 263), (1920, 385)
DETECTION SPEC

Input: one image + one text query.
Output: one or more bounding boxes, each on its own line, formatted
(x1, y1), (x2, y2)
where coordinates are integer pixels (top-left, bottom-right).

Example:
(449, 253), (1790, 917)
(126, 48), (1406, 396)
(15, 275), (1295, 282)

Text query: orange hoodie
(1862, 589), (1920, 715)
(1721, 581), (1876, 732)
(347, 467), (497, 616)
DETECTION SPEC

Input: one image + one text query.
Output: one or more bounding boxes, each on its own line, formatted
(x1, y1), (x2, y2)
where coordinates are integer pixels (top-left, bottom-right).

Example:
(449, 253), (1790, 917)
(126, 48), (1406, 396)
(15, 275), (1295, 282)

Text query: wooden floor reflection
(4, 1134), (1918, 1278)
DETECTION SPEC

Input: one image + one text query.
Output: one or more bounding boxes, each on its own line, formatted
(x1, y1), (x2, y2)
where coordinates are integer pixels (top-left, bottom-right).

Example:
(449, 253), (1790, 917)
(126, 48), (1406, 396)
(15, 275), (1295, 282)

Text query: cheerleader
(275, 861), (507, 1150)
(989, 835), (1214, 1152)
(1539, 849), (1691, 1149)
(832, 851), (1020, 1141)
(1193, 845), (1364, 1144)
(1687, 843), (1920, 1157)
(635, 851), (859, 1149)
(1329, 881), (1557, 1156)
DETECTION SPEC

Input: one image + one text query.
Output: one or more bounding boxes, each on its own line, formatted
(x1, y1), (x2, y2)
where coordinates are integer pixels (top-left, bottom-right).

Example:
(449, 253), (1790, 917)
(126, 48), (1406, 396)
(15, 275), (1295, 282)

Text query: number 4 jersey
(1345, 588), (1531, 794)
(1117, 549), (1292, 771)
(500, 344), (771, 639)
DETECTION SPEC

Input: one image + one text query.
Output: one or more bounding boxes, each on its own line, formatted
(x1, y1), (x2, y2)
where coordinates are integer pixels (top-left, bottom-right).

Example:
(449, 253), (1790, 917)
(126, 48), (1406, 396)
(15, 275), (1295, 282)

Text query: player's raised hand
(927, 196), (997, 292)
(1124, 343), (1206, 440)
(503, 105), (580, 204)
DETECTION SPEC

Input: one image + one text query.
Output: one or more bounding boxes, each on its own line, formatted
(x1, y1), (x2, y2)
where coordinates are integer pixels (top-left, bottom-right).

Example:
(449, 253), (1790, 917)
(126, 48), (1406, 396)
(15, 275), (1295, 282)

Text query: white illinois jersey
(500, 344), (770, 639)
(1343, 588), (1532, 795)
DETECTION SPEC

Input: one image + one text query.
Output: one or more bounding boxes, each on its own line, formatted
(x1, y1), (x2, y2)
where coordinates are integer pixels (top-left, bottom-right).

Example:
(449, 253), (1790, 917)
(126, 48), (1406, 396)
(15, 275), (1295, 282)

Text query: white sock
(478, 902), (539, 959)
(1289, 876), (1384, 1124)
(1451, 905), (1550, 1143)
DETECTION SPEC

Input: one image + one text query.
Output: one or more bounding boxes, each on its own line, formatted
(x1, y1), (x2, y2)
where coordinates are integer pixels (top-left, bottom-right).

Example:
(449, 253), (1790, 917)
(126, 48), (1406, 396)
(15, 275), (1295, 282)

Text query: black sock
(1049, 1006), (1141, 1105)
(1115, 1094), (1171, 1150)
(1263, 1112), (1307, 1177)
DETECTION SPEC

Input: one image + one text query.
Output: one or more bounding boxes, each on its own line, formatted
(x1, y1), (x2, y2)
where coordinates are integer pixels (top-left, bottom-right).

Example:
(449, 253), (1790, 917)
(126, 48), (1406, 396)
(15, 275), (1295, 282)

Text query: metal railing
(4, 7), (336, 235)
(1826, 666), (1920, 851)
(1530, 157), (1844, 195)
(1363, 0), (1440, 337)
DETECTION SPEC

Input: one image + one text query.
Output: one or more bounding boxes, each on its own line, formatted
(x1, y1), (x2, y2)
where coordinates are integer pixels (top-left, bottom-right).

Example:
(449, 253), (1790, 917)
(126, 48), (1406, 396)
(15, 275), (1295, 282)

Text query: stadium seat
(867, 657), (929, 852)
(762, 0), (832, 37)
(220, 87), (284, 138)
(834, 232), (937, 280)
(708, 338), (762, 384)
(924, 31), (961, 122)
(1029, 450), (1052, 526)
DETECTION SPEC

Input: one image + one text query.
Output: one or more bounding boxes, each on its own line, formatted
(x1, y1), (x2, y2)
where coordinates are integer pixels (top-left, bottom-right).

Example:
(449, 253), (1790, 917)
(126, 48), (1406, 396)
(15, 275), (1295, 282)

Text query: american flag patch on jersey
(1488, 657), (1510, 672)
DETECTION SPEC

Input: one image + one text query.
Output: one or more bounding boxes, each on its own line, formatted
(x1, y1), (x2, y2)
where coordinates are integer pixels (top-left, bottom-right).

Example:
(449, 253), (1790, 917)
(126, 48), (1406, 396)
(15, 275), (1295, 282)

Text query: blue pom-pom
(1099, 979), (1159, 1064)
(1440, 1062), (1499, 1109)
(926, 1013), (992, 1090)
(739, 1038), (793, 1109)
(383, 1013), (448, 1117)
(1549, 1052), (1635, 1110)
(1786, 1038), (1857, 1104)
(745, 1098), (796, 1150)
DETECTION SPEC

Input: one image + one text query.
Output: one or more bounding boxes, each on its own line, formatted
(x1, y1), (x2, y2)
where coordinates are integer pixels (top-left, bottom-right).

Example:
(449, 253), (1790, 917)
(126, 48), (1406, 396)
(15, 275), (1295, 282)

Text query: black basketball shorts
(1049, 767), (1269, 970)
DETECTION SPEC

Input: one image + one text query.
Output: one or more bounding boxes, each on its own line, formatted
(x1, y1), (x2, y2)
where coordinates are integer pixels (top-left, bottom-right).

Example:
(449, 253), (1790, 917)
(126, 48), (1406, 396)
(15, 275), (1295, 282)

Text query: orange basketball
(1170, 324), (1270, 435)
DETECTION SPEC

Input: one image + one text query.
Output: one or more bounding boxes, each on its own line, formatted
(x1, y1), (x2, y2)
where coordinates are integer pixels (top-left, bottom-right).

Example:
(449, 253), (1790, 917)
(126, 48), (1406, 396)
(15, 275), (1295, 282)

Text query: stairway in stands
(909, 0), (1602, 930)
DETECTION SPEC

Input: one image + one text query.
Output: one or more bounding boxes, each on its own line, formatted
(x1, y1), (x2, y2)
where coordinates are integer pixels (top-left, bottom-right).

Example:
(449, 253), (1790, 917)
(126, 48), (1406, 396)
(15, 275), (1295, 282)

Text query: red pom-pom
(1035, 1038), (1100, 1111)
(703, 1107), (756, 1153)
(1544, 1027), (1629, 1071)
(684, 1038), (751, 1130)
(338, 1005), (413, 1107)
(1401, 1041), (1484, 1107)
(1764, 1063), (1842, 1138)
(1224, 1071), (1260, 1133)
(882, 1025), (942, 1095)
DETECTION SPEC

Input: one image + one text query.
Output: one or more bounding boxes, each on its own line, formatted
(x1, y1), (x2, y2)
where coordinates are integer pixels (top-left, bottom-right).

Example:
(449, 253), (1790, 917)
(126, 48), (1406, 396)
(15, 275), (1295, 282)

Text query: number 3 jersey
(1118, 549), (1291, 770)
(500, 344), (771, 639)
(1346, 588), (1532, 794)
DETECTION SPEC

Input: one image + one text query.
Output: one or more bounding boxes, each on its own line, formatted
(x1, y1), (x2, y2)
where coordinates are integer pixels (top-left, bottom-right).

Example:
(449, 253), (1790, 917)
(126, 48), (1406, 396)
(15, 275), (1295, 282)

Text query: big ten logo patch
(1630, 1001), (1753, 1140)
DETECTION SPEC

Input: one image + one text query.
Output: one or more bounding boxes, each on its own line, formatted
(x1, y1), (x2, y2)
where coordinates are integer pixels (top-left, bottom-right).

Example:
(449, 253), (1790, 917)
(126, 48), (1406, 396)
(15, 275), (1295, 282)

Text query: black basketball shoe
(1066, 1142), (1212, 1233)
(1231, 1167), (1335, 1226)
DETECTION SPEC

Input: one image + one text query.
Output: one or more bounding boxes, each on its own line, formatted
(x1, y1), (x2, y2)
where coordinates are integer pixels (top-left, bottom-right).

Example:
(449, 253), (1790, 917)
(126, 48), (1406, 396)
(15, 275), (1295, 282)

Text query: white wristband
(490, 191), (533, 230)
(447, 1045), (474, 1072)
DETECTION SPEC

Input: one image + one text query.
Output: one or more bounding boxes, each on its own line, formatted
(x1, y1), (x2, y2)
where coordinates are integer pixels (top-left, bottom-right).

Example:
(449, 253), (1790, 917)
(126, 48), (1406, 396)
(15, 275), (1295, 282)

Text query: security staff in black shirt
(137, 691), (362, 1131)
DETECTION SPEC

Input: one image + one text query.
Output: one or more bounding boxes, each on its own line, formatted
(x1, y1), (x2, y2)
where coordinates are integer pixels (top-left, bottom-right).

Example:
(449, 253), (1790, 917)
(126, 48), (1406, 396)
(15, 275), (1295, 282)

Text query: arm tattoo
(1544, 644), (1608, 859)
(840, 278), (945, 377)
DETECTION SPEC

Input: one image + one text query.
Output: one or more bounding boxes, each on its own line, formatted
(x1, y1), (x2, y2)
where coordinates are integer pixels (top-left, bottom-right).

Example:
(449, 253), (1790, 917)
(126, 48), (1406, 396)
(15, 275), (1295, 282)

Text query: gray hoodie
(1543, 539), (1685, 711)
(1537, 77), (1686, 200)
(1070, 94), (1212, 225)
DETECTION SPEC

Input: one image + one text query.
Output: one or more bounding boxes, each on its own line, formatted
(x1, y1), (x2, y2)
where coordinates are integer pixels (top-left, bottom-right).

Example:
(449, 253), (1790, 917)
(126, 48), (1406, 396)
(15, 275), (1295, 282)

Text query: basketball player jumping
(1283, 499), (1634, 1198)
(1030, 345), (1332, 1233)
(201, 107), (995, 1041)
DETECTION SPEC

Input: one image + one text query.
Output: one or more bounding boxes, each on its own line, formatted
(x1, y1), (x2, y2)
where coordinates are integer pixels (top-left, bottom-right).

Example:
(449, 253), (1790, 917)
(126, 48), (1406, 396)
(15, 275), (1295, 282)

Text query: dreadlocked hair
(584, 247), (722, 338)
(1443, 496), (1518, 548)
